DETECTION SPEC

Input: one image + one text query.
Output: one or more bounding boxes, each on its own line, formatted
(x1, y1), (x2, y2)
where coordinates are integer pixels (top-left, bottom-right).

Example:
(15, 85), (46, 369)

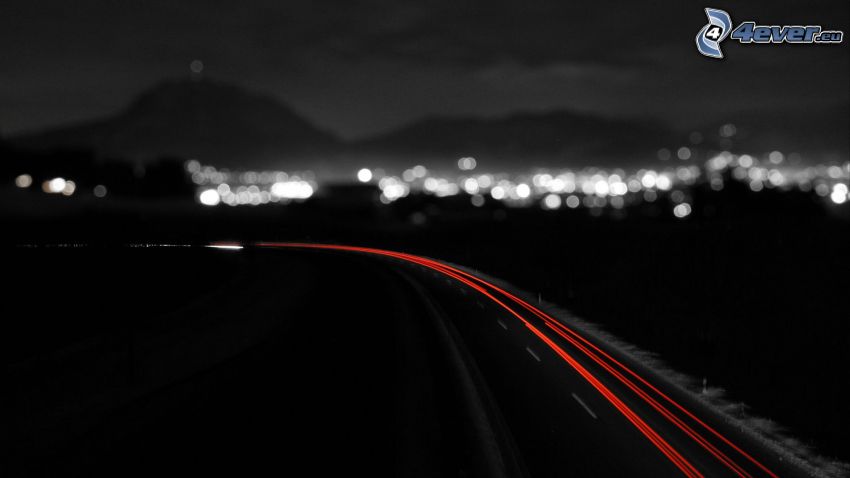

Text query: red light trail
(252, 242), (779, 478)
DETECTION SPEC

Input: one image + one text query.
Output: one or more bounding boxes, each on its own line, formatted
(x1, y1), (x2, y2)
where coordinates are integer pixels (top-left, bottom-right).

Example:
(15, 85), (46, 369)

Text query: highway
(252, 243), (811, 478)
(6, 243), (812, 477)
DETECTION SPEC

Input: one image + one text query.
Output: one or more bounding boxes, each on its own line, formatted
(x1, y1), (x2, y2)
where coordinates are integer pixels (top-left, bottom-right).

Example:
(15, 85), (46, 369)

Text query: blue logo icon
(696, 7), (844, 59)
(696, 8), (732, 58)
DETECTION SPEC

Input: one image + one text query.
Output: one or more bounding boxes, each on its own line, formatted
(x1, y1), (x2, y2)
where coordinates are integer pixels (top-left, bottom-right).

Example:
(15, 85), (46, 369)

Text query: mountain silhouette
(703, 102), (849, 161)
(11, 78), (845, 172)
(356, 111), (675, 167)
(13, 79), (338, 167)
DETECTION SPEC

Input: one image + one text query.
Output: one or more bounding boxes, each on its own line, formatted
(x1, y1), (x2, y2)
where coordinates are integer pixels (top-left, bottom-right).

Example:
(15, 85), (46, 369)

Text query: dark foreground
(4, 246), (815, 477)
(5, 179), (849, 466)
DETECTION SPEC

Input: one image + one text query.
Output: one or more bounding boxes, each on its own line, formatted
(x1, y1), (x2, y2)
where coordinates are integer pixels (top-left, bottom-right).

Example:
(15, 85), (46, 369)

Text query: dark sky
(2, 0), (848, 139)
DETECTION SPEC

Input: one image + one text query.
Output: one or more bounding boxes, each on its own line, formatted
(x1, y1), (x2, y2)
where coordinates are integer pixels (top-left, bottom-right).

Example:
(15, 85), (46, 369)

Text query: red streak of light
(543, 322), (750, 478)
(257, 242), (702, 478)
(400, 257), (751, 477)
(263, 242), (778, 476)
(426, 262), (778, 478)
(386, 254), (752, 477)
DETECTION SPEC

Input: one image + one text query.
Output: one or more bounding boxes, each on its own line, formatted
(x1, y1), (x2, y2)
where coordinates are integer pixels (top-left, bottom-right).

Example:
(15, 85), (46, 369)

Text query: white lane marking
(572, 393), (598, 419)
(206, 244), (243, 250)
(526, 347), (541, 362)
(497, 319), (508, 330)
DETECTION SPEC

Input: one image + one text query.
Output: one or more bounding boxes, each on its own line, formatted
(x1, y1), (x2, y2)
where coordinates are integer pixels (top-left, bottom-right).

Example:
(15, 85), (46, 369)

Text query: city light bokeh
(182, 151), (849, 218)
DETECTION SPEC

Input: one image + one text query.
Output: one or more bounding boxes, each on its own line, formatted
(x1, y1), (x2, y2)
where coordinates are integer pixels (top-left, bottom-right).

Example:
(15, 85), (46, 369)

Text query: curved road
(6, 243), (811, 477)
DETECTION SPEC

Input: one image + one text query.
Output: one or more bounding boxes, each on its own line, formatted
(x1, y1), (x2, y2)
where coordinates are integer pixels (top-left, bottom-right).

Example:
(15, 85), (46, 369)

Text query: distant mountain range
(11, 78), (847, 172)
(711, 103), (849, 162)
(355, 111), (676, 166)
(13, 79), (338, 167)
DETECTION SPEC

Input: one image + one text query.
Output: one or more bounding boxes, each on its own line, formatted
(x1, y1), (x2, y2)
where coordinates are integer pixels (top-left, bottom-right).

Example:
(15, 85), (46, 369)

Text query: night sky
(2, 0), (848, 139)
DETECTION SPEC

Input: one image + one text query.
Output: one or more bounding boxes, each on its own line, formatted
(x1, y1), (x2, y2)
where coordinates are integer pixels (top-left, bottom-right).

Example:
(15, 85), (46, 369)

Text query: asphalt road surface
(5, 244), (811, 477)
